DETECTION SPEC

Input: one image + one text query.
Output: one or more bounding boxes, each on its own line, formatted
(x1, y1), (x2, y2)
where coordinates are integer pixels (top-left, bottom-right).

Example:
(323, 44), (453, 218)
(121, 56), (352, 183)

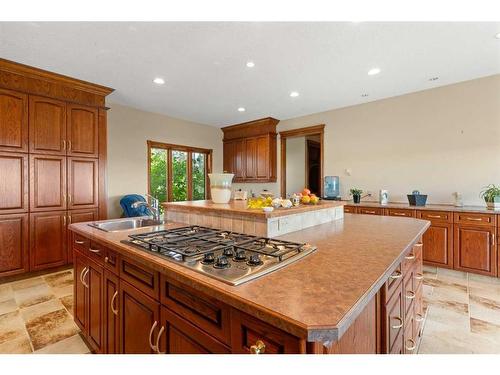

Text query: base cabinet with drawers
(346, 204), (500, 277)
(71, 230), (423, 355)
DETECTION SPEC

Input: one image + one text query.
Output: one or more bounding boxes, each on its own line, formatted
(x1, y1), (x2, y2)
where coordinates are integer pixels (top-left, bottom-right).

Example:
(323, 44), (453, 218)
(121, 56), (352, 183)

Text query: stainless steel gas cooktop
(123, 225), (316, 286)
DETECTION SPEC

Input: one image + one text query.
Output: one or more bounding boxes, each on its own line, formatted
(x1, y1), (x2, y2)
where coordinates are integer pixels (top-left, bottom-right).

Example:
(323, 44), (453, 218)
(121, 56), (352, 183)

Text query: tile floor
(1, 266), (500, 354)
(0, 269), (90, 354)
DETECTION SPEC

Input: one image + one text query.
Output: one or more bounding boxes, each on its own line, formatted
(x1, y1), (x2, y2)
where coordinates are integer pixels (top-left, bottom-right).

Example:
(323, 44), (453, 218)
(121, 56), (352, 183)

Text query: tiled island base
(0, 269), (89, 354)
(1, 266), (500, 354)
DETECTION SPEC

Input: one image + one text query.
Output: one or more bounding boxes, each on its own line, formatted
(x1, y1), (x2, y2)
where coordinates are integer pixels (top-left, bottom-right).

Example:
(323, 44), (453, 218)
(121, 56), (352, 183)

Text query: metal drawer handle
(389, 271), (402, 280)
(391, 316), (403, 329)
(89, 248), (100, 253)
(405, 338), (416, 351)
(364, 210), (376, 214)
(405, 253), (416, 260)
(465, 217), (482, 221)
(149, 321), (158, 352)
(492, 234), (496, 247)
(416, 313), (424, 322)
(104, 256), (109, 263)
(75, 240), (85, 245)
(393, 213), (406, 216)
(427, 214), (442, 219)
(82, 268), (89, 288)
(111, 291), (118, 316)
(414, 242), (423, 247)
(155, 326), (165, 354)
(250, 340), (266, 354)
(79, 267), (87, 285)
(406, 291), (416, 300)
(414, 273), (424, 280)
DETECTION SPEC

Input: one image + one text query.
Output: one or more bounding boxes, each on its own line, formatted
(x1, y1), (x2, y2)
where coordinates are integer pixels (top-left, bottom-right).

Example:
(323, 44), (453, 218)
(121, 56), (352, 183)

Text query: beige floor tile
(0, 334), (33, 354)
(0, 310), (28, 346)
(418, 331), (473, 354)
(436, 268), (468, 286)
(43, 270), (73, 289)
(14, 283), (55, 309)
(0, 284), (14, 303)
(469, 295), (500, 325)
(25, 308), (79, 351)
(469, 285), (500, 303)
(0, 299), (18, 316)
(35, 333), (89, 354)
(19, 298), (65, 322)
(469, 273), (500, 288)
(60, 295), (74, 316)
(10, 277), (45, 292)
(425, 304), (470, 332)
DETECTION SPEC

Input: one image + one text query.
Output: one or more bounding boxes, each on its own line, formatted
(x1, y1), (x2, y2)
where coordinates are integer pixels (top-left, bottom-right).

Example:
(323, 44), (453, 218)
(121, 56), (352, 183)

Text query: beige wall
(236, 75), (500, 206)
(285, 137), (306, 195)
(106, 103), (223, 218)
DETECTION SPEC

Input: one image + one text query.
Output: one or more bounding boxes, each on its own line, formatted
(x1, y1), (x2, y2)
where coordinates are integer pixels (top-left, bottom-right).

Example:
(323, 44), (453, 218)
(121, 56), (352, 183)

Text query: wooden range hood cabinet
(221, 117), (278, 183)
(0, 58), (113, 279)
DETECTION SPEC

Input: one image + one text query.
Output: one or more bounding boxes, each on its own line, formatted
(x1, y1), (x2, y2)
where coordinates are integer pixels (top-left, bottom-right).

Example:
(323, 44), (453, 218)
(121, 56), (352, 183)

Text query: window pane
(149, 148), (167, 203)
(192, 152), (206, 200)
(172, 150), (188, 201)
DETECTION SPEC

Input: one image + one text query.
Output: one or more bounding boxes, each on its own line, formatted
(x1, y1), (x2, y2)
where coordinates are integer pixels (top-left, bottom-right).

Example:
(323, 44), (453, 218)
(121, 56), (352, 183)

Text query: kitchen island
(163, 199), (345, 237)
(69, 213), (429, 354)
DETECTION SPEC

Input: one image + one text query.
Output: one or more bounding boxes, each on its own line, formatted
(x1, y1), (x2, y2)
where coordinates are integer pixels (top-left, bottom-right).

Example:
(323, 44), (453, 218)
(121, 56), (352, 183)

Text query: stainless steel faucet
(131, 194), (161, 220)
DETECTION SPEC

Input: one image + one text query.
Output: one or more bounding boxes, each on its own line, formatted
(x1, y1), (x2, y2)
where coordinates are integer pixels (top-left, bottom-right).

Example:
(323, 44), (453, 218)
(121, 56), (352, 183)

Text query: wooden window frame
(147, 140), (213, 202)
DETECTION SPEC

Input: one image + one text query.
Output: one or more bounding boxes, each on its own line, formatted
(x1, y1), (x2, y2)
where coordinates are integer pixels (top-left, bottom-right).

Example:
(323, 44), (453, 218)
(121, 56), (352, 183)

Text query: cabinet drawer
(88, 240), (106, 264)
(402, 246), (419, 274)
(454, 212), (496, 227)
(384, 264), (403, 300)
(386, 208), (416, 218)
(230, 309), (301, 354)
(403, 270), (415, 319)
(358, 207), (384, 216)
(104, 248), (120, 274)
(120, 257), (159, 300)
(403, 315), (417, 354)
(73, 233), (90, 252)
(344, 205), (357, 214)
(160, 276), (231, 345)
(417, 210), (452, 223)
(384, 286), (404, 354)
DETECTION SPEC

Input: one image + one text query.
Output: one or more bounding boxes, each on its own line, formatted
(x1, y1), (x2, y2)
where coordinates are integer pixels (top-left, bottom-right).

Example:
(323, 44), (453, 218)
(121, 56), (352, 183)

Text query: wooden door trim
(279, 124), (325, 198)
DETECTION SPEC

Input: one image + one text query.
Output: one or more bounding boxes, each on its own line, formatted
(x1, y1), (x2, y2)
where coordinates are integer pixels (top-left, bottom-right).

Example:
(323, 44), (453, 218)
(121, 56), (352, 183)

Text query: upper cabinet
(0, 88), (28, 153)
(29, 96), (67, 155)
(222, 117), (278, 183)
(67, 104), (99, 158)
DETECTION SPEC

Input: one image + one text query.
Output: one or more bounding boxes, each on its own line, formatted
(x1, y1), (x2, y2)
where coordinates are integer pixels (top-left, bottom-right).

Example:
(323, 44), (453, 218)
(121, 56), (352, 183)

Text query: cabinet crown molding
(221, 117), (279, 140)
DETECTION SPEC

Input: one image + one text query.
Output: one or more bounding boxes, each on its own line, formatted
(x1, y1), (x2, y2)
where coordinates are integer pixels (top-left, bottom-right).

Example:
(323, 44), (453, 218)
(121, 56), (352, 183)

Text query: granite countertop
(163, 199), (344, 219)
(69, 214), (429, 344)
(344, 200), (498, 214)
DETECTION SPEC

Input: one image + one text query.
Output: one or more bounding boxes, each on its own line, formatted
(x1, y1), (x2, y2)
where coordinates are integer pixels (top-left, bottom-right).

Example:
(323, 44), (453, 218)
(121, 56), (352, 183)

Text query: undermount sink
(88, 218), (167, 232)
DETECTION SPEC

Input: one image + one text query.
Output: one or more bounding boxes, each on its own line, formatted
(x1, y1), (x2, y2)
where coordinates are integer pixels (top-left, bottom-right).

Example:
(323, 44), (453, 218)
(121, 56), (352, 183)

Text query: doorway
(279, 124), (324, 198)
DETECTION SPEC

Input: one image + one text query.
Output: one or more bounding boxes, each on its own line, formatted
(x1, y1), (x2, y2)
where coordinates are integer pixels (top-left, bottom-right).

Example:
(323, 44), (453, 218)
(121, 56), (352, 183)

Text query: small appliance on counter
(233, 189), (248, 200)
(379, 190), (389, 205)
(323, 176), (341, 200)
(208, 173), (234, 204)
(407, 190), (428, 206)
(453, 192), (464, 207)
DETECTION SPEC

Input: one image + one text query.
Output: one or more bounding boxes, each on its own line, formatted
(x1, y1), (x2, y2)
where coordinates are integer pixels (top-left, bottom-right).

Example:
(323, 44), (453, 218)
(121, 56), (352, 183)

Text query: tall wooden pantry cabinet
(0, 58), (113, 278)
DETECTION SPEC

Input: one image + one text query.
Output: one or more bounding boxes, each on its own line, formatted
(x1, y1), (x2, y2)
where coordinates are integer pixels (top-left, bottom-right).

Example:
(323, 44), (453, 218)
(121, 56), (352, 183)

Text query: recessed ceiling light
(290, 91), (299, 97)
(246, 61), (255, 68)
(153, 77), (165, 85)
(361, 93), (369, 97)
(495, 32), (500, 39)
(237, 107), (246, 112)
(429, 77), (439, 81)
(367, 68), (381, 76)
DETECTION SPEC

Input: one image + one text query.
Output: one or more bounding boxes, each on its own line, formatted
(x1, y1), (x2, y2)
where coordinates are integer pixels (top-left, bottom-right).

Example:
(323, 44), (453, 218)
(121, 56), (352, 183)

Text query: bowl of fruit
(299, 188), (320, 205)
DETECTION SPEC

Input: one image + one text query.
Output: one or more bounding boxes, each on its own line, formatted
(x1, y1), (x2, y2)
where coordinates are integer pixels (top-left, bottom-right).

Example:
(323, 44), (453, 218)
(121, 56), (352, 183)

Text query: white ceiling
(0, 22), (499, 127)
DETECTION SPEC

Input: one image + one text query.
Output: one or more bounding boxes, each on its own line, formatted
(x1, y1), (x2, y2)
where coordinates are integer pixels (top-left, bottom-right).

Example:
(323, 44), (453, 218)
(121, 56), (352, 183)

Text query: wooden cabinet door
(0, 88), (28, 153)
(74, 250), (88, 333)
(67, 104), (98, 158)
(222, 141), (235, 174)
(454, 225), (497, 276)
(0, 213), (28, 277)
(87, 258), (104, 353)
(104, 271), (120, 354)
(30, 155), (67, 212)
(383, 283), (404, 354)
(244, 138), (256, 179)
(256, 136), (269, 179)
(67, 209), (98, 263)
(234, 139), (245, 179)
(422, 223), (453, 269)
(29, 96), (66, 155)
(67, 157), (98, 209)
(29, 211), (67, 270)
(157, 306), (230, 354)
(119, 280), (160, 354)
(0, 152), (28, 214)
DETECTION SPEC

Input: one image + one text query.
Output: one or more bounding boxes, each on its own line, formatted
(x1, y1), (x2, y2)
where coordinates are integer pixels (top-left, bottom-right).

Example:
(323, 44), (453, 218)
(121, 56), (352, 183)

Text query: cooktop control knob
(201, 252), (215, 264)
(223, 248), (234, 257)
(214, 255), (230, 269)
(247, 254), (263, 266)
(233, 249), (247, 261)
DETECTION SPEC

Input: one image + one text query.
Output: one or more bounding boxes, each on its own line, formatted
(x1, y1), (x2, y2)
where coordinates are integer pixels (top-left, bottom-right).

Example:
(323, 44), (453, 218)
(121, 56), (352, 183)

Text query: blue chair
(120, 194), (152, 217)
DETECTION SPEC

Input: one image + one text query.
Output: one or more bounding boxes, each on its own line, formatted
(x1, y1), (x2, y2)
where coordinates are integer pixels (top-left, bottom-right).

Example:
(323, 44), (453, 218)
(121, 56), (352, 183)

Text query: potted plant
(350, 188), (363, 204)
(480, 184), (500, 210)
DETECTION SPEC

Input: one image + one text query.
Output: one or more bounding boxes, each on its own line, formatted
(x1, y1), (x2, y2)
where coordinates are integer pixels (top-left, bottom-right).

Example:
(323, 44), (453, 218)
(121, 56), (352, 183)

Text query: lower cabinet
(67, 208), (98, 264)
(103, 270), (120, 354)
(30, 211), (67, 271)
(119, 279), (160, 354)
(454, 224), (497, 276)
(421, 222), (453, 269)
(0, 213), (29, 277)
